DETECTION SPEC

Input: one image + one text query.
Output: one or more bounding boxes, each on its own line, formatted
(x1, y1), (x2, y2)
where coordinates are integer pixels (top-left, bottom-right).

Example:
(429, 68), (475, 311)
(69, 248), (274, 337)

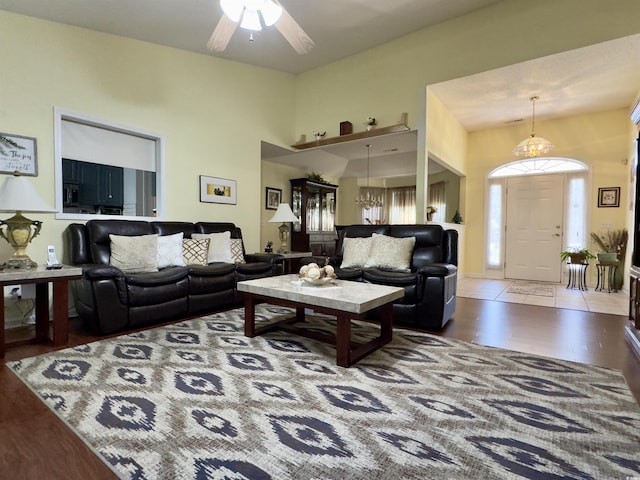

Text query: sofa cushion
(364, 233), (416, 271)
(182, 238), (210, 266)
(109, 234), (159, 274)
(230, 238), (246, 264)
(157, 232), (186, 269)
(193, 231), (233, 263)
(340, 237), (373, 269)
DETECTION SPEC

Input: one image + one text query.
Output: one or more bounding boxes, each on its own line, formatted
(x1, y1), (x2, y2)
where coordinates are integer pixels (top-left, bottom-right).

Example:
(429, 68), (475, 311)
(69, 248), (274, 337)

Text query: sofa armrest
(82, 264), (125, 281)
(417, 263), (457, 277)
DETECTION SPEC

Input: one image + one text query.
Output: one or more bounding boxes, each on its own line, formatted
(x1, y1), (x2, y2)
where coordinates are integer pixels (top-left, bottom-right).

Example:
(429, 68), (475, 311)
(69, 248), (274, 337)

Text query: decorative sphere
(324, 265), (335, 277)
(299, 265), (309, 276)
(307, 267), (321, 279)
(308, 263), (319, 270)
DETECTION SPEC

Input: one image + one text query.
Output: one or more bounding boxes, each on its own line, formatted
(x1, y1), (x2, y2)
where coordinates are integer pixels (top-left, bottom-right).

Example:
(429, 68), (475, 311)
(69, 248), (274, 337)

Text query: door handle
(552, 233), (561, 237)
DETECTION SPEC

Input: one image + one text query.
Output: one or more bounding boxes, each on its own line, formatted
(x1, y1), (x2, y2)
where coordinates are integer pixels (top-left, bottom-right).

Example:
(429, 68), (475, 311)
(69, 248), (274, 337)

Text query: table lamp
(0, 172), (57, 268)
(269, 203), (300, 253)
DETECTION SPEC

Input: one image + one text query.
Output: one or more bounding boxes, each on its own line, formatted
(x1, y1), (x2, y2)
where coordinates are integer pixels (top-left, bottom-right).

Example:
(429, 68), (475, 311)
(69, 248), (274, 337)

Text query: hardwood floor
(1, 298), (639, 479)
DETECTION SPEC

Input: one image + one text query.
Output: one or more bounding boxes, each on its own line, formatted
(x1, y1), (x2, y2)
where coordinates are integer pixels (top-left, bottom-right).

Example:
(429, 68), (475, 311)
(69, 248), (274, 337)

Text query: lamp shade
(269, 203), (299, 223)
(0, 174), (56, 213)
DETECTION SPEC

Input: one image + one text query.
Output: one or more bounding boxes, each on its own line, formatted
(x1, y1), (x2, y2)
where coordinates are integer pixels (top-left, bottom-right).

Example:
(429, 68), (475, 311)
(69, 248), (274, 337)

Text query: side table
(595, 261), (619, 292)
(566, 261), (588, 291)
(257, 251), (312, 275)
(0, 265), (82, 358)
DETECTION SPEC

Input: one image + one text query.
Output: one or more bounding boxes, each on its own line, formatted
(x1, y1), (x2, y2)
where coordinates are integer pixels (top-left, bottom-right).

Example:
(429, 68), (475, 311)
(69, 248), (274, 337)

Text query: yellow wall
(0, 11), (295, 259)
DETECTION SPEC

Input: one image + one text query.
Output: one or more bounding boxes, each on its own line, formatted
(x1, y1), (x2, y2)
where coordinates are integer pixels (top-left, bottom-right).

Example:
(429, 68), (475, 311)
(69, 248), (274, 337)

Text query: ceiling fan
(207, 0), (315, 55)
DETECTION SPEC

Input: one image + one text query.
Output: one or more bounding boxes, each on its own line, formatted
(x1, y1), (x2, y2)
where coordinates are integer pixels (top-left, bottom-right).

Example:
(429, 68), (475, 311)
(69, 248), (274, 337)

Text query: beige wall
(0, 11), (295, 258)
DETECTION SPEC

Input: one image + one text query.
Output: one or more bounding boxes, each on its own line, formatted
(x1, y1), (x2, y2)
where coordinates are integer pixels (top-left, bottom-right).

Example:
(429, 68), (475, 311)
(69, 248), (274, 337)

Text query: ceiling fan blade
(274, 9), (315, 55)
(207, 14), (238, 52)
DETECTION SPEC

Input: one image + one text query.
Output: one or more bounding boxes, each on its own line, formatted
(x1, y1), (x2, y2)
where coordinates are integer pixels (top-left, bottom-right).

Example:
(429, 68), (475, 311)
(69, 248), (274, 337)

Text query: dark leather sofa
(65, 219), (280, 334)
(310, 224), (458, 330)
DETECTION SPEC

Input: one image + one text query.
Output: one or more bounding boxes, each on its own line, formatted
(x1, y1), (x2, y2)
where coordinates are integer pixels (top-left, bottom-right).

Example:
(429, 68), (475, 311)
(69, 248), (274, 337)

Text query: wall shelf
(291, 123), (410, 150)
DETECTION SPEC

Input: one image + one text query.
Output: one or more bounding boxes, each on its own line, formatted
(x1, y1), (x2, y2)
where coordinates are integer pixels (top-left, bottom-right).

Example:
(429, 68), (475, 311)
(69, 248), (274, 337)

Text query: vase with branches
(590, 228), (628, 290)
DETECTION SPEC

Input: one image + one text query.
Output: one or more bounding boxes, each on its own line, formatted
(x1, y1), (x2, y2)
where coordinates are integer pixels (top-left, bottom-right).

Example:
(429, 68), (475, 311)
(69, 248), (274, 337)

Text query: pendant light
(355, 144), (384, 210)
(513, 96), (554, 158)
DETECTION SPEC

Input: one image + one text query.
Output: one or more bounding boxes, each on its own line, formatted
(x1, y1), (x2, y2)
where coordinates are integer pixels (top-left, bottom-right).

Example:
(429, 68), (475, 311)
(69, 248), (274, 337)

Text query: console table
(0, 266), (82, 358)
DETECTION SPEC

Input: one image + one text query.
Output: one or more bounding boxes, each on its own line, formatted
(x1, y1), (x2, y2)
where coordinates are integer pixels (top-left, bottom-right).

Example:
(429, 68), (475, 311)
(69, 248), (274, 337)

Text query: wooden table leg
(52, 279), (70, 347)
(379, 303), (393, 343)
(335, 313), (351, 367)
(0, 294), (4, 359)
(35, 283), (49, 343)
(244, 295), (257, 337)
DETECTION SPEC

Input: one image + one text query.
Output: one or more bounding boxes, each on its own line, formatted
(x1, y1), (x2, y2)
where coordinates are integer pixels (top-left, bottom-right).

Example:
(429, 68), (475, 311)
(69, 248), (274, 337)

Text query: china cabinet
(290, 178), (338, 256)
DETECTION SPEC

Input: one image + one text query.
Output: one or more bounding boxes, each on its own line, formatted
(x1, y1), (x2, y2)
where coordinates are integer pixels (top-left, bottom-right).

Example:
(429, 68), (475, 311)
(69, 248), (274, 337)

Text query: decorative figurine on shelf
(265, 241), (273, 253)
(451, 210), (463, 224)
(313, 130), (326, 141)
(364, 116), (377, 131)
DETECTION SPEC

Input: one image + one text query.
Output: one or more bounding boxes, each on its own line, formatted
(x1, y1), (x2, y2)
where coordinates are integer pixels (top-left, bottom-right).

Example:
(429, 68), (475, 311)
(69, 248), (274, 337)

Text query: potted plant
(560, 248), (595, 264)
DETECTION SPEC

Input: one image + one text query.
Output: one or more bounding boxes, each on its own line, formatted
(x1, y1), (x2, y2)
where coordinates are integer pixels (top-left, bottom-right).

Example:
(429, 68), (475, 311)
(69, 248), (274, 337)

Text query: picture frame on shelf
(200, 175), (237, 204)
(598, 186), (620, 208)
(0, 132), (38, 176)
(265, 187), (282, 210)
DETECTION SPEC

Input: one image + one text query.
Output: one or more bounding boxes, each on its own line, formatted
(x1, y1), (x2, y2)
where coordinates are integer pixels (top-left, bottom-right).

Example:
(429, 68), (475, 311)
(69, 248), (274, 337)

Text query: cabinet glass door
(307, 190), (321, 232)
(322, 191), (335, 232)
(292, 187), (302, 232)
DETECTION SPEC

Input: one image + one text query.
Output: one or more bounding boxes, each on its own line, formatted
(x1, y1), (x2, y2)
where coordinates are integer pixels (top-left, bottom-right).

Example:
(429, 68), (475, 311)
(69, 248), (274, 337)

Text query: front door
(504, 174), (564, 282)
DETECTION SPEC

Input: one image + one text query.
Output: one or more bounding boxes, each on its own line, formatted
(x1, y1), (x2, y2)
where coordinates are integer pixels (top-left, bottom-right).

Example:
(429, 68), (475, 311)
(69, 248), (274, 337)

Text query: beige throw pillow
(364, 233), (416, 271)
(109, 234), (159, 274)
(182, 238), (210, 266)
(157, 232), (186, 269)
(192, 231), (233, 263)
(340, 236), (373, 269)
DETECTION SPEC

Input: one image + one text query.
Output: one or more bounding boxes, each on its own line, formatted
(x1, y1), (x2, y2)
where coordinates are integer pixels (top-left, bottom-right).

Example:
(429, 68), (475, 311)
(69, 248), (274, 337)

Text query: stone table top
(237, 274), (404, 314)
(0, 265), (83, 285)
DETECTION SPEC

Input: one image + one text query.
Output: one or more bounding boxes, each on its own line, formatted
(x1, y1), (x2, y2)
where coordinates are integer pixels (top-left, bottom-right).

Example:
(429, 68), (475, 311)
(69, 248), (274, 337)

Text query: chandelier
(513, 96), (554, 158)
(355, 144), (384, 210)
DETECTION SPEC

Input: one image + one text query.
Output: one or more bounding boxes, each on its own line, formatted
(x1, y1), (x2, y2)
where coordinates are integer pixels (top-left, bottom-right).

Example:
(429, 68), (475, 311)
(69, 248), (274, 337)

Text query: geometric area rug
(8, 306), (640, 480)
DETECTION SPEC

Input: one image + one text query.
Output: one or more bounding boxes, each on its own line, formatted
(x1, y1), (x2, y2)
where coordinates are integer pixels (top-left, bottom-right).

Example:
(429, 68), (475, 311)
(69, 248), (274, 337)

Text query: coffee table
(237, 274), (404, 367)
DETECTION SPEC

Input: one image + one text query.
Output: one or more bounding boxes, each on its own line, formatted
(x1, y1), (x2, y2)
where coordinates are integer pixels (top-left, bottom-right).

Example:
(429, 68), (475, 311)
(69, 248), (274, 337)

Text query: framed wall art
(200, 175), (237, 205)
(597, 186), (620, 208)
(265, 187), (282, 210)
(0, 132), (38, 176)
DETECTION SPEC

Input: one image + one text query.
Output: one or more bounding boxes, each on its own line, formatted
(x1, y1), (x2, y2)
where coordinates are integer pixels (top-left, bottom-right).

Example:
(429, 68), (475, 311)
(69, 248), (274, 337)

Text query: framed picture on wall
(265, 187), (282, 210)
(597, 186), (620, 208)
(0, 132), (38, 176)
(200, 175), (237, 204)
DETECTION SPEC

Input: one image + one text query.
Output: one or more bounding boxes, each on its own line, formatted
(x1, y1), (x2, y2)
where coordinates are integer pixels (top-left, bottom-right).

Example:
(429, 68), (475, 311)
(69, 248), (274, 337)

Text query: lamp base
(4, 255), (37, 269)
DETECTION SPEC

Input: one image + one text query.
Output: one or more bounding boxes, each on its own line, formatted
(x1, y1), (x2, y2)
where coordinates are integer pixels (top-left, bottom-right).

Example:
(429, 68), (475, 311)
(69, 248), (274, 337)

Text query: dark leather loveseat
(310, 224), (458, 330)
(65, 219), (279, 334)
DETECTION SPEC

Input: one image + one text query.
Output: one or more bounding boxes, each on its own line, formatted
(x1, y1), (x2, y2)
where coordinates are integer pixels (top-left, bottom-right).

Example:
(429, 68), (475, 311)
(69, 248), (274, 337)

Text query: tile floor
(457, 277), (628, 316)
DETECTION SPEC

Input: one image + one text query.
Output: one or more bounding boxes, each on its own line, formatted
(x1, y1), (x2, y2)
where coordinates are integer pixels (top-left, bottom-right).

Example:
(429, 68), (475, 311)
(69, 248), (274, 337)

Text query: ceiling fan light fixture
(513, 96), (554, 158)
(240, 8), (262, 31)
(220, 0), (243, 22)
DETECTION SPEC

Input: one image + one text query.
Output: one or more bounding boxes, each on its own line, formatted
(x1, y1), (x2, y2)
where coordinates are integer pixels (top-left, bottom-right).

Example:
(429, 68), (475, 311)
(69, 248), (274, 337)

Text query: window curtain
(388, 186), (416, 224)
(428, 181), (446, 222)
(358, 187), (386, 224)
